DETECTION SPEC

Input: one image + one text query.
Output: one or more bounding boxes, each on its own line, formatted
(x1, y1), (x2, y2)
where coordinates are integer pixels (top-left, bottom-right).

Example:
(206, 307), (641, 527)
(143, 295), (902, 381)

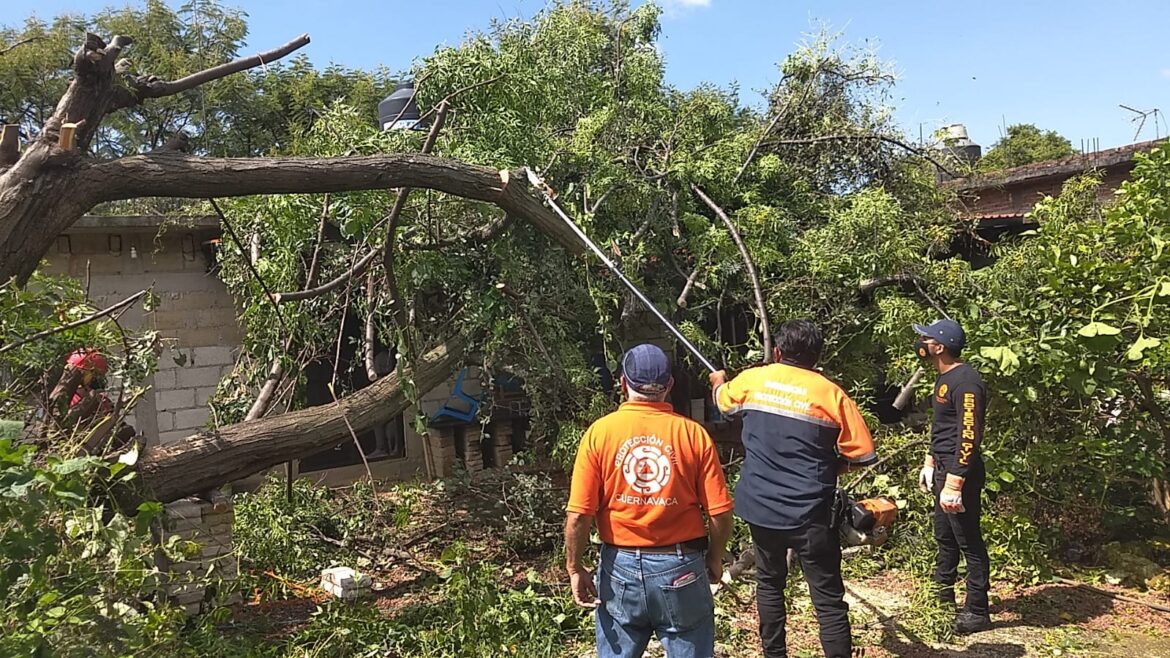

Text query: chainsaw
(833, 488), (898, 547)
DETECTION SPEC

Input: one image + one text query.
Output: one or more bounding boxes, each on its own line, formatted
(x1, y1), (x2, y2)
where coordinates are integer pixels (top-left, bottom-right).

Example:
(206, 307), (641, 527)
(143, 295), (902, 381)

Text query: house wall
(961, 161), (1135, 219)
(46, 220), (438, 483)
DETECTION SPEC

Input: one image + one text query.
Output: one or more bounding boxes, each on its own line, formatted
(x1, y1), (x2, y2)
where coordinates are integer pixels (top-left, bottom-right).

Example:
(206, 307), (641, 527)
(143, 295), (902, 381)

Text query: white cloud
(662, 0), (712, 14)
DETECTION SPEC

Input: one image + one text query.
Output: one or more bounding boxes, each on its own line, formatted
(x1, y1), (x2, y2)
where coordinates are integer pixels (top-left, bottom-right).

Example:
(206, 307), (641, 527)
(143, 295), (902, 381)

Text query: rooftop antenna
(1120, 104), (1163, 142)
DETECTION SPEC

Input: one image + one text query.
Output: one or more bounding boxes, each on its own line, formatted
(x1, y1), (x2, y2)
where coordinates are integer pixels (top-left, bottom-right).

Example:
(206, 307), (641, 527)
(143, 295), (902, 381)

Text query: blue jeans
(594, 544), (715, 658)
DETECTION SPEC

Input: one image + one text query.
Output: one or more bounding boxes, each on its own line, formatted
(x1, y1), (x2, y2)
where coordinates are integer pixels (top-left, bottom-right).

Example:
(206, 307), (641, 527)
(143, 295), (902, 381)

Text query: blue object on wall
(430, 368), (485, 424)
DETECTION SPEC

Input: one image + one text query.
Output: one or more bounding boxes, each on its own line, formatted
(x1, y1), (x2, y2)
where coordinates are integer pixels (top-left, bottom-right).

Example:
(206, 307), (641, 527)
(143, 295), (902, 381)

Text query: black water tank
(378, 81), (421, 131)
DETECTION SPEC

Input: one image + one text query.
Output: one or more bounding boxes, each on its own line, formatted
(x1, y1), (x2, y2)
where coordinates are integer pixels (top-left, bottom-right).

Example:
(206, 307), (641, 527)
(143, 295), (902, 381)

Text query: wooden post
(0, 124), (19, 165)
(58, 122), (81, 150)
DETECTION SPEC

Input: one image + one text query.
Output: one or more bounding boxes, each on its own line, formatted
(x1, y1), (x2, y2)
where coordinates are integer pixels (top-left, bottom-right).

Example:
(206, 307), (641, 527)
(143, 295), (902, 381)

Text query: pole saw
(525, 170), (900, 552)
(525, 168), (719, 374)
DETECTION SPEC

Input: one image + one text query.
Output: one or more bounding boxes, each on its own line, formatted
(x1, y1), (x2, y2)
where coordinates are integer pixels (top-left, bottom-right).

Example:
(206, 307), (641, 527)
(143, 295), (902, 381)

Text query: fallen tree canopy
(135, 334), (465, 503)
(0, 31), (581, 286)
(0, 24), (584, 498)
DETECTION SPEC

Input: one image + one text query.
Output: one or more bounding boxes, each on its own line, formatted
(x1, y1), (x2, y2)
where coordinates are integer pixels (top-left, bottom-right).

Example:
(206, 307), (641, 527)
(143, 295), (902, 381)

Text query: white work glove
(940, 473), (966, 514)
(918, 455), (935, 493)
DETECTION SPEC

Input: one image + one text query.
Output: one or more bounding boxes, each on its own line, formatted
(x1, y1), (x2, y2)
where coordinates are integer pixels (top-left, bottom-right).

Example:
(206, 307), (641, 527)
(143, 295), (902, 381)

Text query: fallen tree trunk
(136, 334), (466, 503)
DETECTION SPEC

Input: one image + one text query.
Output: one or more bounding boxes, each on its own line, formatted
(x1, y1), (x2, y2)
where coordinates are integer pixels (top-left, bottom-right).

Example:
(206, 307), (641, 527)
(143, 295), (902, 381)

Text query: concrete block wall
(158, 497), (241, 616)
(47, 219), (500, 485)
(155, 345), (236, 443)
(44, 225), (241, 446)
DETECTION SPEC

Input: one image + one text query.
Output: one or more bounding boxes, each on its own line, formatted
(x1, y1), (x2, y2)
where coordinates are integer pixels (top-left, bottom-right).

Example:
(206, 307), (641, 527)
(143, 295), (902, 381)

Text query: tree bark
(0, 153), (583, 285)
(137, 334), (465, 503)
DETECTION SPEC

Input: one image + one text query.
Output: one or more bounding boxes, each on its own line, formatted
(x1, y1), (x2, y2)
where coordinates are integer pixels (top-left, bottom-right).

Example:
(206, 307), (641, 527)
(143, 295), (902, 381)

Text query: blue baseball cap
(622, 344), (672, 394)
(913, 319), (966, 353)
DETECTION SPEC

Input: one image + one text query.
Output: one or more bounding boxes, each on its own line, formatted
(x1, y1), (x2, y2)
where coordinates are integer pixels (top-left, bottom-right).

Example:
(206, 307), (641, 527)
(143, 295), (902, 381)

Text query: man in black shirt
(912, 319), (991, 634)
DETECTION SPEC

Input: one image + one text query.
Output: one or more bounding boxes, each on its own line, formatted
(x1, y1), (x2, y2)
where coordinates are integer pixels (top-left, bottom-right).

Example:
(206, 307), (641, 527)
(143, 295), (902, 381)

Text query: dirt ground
(733, 572), (1170, 658)
(234, 479), (1170, 657)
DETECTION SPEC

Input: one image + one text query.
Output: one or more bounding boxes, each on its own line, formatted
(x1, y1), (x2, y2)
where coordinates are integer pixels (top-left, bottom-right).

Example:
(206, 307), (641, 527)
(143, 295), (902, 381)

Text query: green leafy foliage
(0, 440), (189, 657)
(977, 123), (1077, 172)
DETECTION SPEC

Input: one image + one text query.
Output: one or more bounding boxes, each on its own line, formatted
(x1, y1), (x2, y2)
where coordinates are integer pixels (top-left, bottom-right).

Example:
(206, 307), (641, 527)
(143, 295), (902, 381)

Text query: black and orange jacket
(714, 362), (877, 531)
(929, 363), (986, 479)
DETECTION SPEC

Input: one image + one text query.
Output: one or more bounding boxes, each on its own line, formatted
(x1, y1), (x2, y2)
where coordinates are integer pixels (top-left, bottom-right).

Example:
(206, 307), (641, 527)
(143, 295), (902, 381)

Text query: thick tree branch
(275, 248), (379, 304)
(245, 336), (293, 421)
(115, 34), (311, 109)
(0, 125), (19, 166)
(364, 269), (379, 382)
(89, 153), (583, 254)
(305, 194), (331, 288)
(690, 184), (772, 360)
(858, 273), (926, 298)
(136, 334), (467, 503)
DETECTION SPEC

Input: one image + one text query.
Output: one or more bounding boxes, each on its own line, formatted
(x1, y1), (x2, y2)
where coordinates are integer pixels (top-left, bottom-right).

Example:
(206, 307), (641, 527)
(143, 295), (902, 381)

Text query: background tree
(977, 122), (1077, 172)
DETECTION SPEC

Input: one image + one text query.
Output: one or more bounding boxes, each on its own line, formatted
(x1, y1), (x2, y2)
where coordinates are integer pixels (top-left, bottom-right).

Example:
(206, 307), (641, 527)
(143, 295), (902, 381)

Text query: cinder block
(152, 311), (192, 331)
(195, 311), (236, 329)
(182, 327), (236, 347)
(200, 542), (230, 558)
(158, 349), (189, 370)
(195, 387), (217, 407)
(157, 389), (195, 411)
(173, 408), (209, 430)
(152, 369), (177, 389)
(157, 412), (174, 432)
(176, 366), (222, 389)
(192, 346), (234, 366)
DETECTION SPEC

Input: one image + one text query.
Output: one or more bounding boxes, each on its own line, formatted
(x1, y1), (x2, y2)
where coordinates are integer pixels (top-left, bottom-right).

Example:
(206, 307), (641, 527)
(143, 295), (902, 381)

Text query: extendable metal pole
(526, 169), (719, 373)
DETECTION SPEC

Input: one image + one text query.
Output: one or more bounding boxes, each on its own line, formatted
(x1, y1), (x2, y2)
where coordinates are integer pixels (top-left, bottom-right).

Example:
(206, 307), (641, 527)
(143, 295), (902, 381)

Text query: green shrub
(232, 473), (351, 588)
(0, 440), (188, 657)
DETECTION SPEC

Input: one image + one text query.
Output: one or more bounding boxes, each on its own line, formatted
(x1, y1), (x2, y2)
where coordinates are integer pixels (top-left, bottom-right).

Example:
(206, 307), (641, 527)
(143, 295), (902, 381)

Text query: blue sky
(6, 0), (1169, 150)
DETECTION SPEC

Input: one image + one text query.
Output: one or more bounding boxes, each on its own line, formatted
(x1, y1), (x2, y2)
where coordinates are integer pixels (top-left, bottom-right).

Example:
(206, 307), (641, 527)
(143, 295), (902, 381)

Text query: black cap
(913, 319), (966, 353)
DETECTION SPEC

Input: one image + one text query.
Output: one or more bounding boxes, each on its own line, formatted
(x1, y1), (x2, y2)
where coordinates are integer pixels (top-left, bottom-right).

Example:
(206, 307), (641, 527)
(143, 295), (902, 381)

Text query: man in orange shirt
(710, 319), (876, 658)
(566, 343), (734, 658)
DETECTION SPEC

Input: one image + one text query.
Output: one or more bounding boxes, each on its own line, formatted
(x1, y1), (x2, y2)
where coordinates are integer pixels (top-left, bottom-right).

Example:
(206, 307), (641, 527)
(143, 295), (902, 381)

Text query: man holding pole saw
(911, 318), (992, 634)
(709, 319), (877, 658)
(527, 169), (874, 656)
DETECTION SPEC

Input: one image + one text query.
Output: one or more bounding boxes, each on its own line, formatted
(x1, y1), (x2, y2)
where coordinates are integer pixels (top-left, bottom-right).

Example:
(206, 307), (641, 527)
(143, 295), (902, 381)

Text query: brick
(176, 366), (222, 388)
(200, 542), (230, 558)
(174, 408), (209, 430)
(158, 349), (190, 369)
(152, 369), (177, 389)
(192, 346), (233, 367)
(157, 412), (174, 432)
(195, 387), (217, 406)
(165, 499), (205, 521)
(157, 389), (195, 411)
(151, 311), (192, 331)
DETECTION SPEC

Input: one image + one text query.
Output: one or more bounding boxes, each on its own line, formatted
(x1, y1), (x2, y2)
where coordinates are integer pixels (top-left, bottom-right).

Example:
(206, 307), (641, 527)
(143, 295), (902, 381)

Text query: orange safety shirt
(714, 362), (876, 530)
(566, 400), (734, 547)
